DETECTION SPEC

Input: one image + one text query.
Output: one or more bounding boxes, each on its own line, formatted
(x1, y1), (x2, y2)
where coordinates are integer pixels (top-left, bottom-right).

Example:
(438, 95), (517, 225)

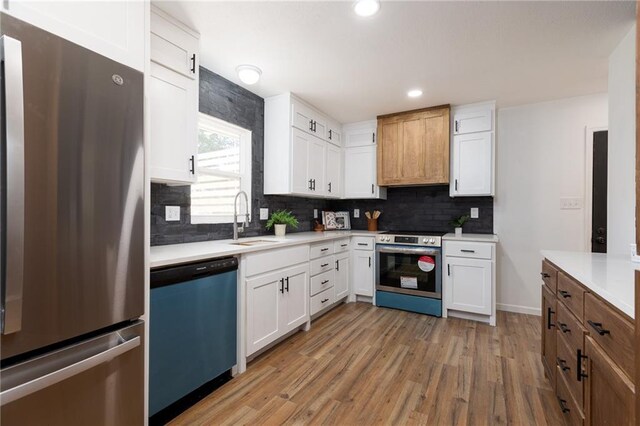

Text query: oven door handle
(376, 246), (440, 256)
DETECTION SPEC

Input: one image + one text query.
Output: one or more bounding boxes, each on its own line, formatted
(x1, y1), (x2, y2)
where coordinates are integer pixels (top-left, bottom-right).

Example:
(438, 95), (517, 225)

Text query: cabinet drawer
(584, 293), (634, 380)
(311, 287), (335, 315)
(333, 238), (350, 253)
(556, 367), (584, 426)
(453, 109), (492, 135)
(556, 302), (586, 357)
(310, 242), (334, 259)
(244, 245), (309, 277)
(557, 273), (585, 320)
(444, 241), (492, 260)
(311, 270), (334, 296)
(556, 330), (583, 411)
(310, 256), (335, 276)
(352, 236), (374, 251)
(541, 259), (559, 293)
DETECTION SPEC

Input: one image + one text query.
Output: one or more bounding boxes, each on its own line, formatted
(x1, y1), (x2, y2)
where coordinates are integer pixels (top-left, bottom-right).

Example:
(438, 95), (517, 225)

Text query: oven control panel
(376, 234), (442, 247)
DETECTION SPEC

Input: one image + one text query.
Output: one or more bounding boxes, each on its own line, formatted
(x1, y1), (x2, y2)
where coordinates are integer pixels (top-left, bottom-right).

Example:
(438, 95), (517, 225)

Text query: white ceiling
(154, 1), (635, 123)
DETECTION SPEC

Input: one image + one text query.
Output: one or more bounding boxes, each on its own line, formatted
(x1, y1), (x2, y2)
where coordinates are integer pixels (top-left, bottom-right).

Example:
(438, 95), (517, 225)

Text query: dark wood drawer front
(556, 330), (584, 410)
(556, 366), (584, 426)
(556, 302), (586, 355)
(584, 293), (634, 380)
(541, 260), (558, 292)
(557, 273), (585, 320)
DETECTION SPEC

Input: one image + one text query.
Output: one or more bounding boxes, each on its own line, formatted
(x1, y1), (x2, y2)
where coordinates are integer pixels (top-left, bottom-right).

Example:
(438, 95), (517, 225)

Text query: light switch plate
(560, 197), (583, 210)
(313, 209), (318, 219)
(354, 209), (360, 218)
(260, 208), (269, 220)
(165, 206), (180, 221)
(470, 208), (479, 219)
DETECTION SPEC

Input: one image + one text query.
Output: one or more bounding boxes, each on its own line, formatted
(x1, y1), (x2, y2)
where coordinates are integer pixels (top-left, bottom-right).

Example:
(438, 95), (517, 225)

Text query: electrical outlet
(560, 197), (583, 210)
(354, 209), (360, 218)
(260, 208), (269, 220)
(165, 206), (180, 222)
(470, 208), (479, 219)
(314, 209), (318, 219)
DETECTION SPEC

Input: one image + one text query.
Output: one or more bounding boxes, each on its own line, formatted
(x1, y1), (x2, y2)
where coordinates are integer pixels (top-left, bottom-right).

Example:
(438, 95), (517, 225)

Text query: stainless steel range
(375, 231), (444, 316)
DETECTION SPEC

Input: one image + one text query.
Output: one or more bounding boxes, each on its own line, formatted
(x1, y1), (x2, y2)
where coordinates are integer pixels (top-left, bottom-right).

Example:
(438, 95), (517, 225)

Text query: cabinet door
(541, 286), (557, 390)
(352, 251), (373, 296)
(307, 136), (326, 196)
(290, 128), (311, 195)
(451, 132), (492, 196)
(335, 254), (350, 299)
(344, 146), (375, 198)
(327, 121), (342, 146)
(2, 1), (145, 71)
(291, 99), (316, 135)
(150, 8), (199, 79)
(246, 271), (285, 355)
(326, 143), (342, 198)
(453, 108), (492, 135)
(584, 336), (635, 425)
(282, 265), (309, 332)
(149, 62), (198, 184)
(344, 121), (376, 147)
(444, 257), (492, 315)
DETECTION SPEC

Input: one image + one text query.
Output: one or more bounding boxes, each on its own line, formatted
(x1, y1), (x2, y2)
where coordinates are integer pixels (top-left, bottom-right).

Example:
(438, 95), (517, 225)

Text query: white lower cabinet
(334, 252), (350, 300)
(246, 263), (309, 356)
(352, 238), (375, 297)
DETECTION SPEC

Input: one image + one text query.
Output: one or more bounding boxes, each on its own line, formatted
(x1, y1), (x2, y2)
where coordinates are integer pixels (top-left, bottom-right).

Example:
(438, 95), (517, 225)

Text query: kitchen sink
(230, 239), (281, 246)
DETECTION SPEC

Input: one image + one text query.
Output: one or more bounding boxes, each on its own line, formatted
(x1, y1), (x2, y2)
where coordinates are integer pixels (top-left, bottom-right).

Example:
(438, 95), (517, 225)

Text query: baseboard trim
(497, 303), (541, 316)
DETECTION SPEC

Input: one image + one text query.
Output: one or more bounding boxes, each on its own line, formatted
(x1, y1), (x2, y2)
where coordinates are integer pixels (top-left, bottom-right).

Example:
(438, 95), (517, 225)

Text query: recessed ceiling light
(236, 65), (262, 85)
(407, 89), (423, 98)
(354, 0), (380, 17)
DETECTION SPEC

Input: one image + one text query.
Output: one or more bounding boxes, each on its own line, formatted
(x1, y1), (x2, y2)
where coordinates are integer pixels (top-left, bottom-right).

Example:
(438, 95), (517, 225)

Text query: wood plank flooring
(170, 303), (564, 425)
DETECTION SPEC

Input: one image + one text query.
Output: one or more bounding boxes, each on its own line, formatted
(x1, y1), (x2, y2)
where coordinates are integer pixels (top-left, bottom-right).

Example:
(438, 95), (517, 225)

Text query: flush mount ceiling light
(236, 65), (262, 85)
(354, 0), (380, 17)
(407, 89), (423, 98)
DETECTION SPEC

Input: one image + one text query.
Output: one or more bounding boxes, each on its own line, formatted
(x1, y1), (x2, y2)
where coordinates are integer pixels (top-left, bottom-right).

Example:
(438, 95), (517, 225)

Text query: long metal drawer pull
(460, 249), (475, 253)
(546, 308), (555, 329)
(1, 35), (25, 335)
(321, 298), (329, 303)
(557, 357), (570, 372)
(320, 248), (329, 252)
(320, 263), (329, 268)
(558, 322), (570, 334)
(576, 349), (588, 382)
(587, 320), (610, 336)
(558, 290), (571, 298)
(540, 272), (551, 278)
(357, 243), (368, 246)
(0, 335), (140, 405)
(321, 280), (329, 285)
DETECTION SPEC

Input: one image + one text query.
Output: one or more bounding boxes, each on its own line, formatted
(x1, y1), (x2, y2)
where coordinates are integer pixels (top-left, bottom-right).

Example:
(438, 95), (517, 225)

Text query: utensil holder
(367, 218), (378, 232)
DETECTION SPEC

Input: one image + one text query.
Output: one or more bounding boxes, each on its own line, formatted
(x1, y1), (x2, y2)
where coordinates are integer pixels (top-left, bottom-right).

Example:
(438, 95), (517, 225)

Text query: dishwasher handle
(150, 257), (238, 288)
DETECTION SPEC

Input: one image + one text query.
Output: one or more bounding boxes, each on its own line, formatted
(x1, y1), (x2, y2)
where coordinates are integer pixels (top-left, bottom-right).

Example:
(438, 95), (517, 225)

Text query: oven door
(376, 245), (442, 299)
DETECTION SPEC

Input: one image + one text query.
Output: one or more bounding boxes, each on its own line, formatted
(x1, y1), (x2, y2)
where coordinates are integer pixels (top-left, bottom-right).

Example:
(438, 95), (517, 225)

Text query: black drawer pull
(341, 244), (348, 247)
(320, 248), (329, 252)
(557, 357), (570, 372)
(587, 320), (610, 336)
(577, 349), (588, 382)
(320, 263), (329, 268)
(557, 397), (570, 414)
(558, 322), (570, 334)
(460, 249), (475, 253)
(558, 290), (571, 298)
(321, 280), (330, 285)
(358, 243), (368, 246)
(321, 298), (329, 303)
(546, 307), (555, 329)
(540, 272), (551, 278)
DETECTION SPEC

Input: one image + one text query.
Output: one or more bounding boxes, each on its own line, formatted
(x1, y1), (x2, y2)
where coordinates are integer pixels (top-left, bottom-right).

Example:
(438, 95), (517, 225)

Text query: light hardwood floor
(170, 302), (564, 425)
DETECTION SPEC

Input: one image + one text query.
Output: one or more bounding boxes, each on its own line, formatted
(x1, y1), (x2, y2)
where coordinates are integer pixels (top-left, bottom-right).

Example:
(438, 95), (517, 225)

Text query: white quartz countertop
(443, 233), (499, 243)
(541, 250), (638, 319)
(150, 230), (381, 269)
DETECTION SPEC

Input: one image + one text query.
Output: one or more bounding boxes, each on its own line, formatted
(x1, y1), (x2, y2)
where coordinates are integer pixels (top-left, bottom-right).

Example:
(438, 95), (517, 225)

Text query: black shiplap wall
(150, 68), (493, 246)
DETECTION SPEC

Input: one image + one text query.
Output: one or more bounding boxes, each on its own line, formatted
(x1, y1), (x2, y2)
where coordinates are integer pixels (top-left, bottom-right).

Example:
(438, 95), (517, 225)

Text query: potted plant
(450, 214), (470, 237)
(266, 210), (299, 237)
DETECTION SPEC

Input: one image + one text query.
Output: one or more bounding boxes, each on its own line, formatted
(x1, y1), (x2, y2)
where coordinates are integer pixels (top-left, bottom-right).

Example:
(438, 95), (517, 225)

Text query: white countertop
(443, 233), (499, 243)
(541, 250), (638, 319)
(150, 230), (381, 268)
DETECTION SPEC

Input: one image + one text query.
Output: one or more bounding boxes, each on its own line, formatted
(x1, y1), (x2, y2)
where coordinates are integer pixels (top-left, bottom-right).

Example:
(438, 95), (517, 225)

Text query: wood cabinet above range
(376, 105), (450, 186)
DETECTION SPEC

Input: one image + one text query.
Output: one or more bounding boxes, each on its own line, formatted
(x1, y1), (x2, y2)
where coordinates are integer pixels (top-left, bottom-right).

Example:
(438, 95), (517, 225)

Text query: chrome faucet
(233, 190), (250, 240)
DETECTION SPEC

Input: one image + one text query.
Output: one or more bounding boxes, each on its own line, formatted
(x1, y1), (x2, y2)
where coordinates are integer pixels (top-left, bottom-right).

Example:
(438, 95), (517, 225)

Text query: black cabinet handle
(189, 155), (195, 174)
(454, 179), (458, 191)
(321, 298), (329, 303)
(447, 264), (450, 276)
(328, 129), (332, 140)
(309, 119), (314, 131)
(546, 307), (555, 329)
(279, 278), (284, 294)
(321, 263), (329, 268)
(576, 349), (588, 381)
(541, 272), (551, 278)
(341, 244), (348, 247)
(460, 249), (475, 253)
(321, 280), (329, 285)
(371, 184), (374, 194)
(559, 290), (571, 299)
(368, 257), (371, 268)
(587, 320), (610, 336)
(557, 397), (570, 414)
(190, 54), (196, 73)
(321, 248), (329, 252)
(557, 357), (570, 372)
(285, 276), (289, 293)
(308, 179), (313, 190)
(312, 179), (316, 191)
(357, 243), (367, 246)
(558, 322), (570, 334)
(372, 132), (375, 143)
(328, 182), (332, 193)
(336, 260), (339, 271)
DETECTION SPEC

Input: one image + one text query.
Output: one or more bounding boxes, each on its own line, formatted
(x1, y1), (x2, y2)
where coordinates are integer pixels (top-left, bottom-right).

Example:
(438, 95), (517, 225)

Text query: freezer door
(0, 321), (144, 426)
(0, 14), (144, 359)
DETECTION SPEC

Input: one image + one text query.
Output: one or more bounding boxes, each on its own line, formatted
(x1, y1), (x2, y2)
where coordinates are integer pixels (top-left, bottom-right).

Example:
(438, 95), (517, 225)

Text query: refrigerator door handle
(0, 334), (140, 406)
(1, 35), (26, 335)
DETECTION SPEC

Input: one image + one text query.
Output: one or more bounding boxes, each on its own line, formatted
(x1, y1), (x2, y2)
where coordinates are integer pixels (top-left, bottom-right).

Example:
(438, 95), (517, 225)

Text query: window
(190, 113), (252, 224)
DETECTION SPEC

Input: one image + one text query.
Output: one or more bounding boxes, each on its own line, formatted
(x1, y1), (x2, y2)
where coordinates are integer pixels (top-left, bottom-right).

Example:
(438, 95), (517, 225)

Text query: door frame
(584, 125), (608, 252)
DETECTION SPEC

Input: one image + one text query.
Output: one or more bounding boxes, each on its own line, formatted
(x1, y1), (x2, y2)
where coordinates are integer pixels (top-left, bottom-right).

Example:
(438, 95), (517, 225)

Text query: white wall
(495, 94), (608, 314)
(608, 24), (636, 255)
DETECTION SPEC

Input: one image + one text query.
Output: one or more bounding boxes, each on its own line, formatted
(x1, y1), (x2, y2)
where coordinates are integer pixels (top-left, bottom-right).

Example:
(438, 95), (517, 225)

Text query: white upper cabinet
(264, 93), (340, 198)
(450, 102), (495, 197)
(343, 121), (387, 199)
(326, 120), (343, 147)
(2, 0), (145, 71)
(149, 7), (200, 185)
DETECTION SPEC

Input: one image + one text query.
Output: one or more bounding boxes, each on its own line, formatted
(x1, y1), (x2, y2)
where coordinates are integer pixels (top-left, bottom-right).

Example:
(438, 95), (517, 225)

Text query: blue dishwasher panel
(149, 269), (237, 416)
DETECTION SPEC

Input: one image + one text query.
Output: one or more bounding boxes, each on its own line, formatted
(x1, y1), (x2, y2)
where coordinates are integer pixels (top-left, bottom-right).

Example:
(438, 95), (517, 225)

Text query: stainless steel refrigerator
(0, 13), (145, 425)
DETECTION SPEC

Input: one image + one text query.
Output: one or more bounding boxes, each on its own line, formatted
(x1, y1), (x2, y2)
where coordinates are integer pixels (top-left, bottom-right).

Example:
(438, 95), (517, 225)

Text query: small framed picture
(323, 211), (351, 230)
(334, 211), (351, 230)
